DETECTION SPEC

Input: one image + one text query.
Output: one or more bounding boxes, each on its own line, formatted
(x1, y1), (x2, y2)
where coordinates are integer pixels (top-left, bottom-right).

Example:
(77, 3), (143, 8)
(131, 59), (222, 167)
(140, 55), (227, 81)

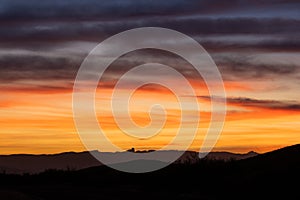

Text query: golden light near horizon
(1, 75), (300, 154)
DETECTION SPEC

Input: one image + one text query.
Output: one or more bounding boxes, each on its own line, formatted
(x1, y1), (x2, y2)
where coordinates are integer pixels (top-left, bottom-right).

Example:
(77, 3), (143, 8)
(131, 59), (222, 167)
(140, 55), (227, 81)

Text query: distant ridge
(0, 149), (259, 174)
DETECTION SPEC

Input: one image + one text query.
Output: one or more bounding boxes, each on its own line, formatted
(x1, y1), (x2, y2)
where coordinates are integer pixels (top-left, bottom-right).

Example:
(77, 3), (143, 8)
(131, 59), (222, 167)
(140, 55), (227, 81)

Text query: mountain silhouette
(0, 150), (257, 174)
(0, 144), (299, 200)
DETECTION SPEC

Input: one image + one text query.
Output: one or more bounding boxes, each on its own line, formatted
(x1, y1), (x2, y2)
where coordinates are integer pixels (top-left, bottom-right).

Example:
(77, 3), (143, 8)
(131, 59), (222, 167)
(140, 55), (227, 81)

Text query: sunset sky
(0, 0), (300, 154)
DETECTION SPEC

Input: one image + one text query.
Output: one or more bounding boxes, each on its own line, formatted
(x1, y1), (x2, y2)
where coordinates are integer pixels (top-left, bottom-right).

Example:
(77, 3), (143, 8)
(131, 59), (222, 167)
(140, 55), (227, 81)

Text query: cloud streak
(199, 96), (300, 111)
(1, 18), (300, 43)
(215, 54), (300, 80)
(1, 0), (299, 22)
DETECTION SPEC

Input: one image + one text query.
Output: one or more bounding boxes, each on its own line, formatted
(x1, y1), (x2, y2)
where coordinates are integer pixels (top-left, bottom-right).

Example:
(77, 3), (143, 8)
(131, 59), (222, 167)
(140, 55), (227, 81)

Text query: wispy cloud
(214, 54), (300, 80)
(198, 96), (300, 111)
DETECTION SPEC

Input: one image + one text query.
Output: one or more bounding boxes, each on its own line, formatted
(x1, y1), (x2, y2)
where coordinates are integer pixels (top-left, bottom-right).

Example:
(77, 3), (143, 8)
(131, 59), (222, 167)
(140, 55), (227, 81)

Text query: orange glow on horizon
(0, 79), (299, 155)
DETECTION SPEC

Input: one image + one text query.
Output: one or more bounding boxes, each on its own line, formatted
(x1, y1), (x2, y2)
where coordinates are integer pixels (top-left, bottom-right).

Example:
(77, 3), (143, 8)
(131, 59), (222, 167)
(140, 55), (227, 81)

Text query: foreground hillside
(0, 144), (299, 199)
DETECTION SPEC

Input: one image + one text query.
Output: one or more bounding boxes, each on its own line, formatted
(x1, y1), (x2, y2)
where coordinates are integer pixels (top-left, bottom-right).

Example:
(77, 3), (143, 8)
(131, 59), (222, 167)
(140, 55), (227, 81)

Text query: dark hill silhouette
(238, 144), (300, 174)
(0, 151), (100, 174)
(242, 144), (300, 165)
(0, 150), (258, 174)
(0, 145), (299, 199)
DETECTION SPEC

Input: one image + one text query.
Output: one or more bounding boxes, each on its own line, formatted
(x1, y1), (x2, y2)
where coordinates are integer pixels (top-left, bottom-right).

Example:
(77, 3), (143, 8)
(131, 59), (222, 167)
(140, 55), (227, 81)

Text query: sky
(0, 0), (300, 154)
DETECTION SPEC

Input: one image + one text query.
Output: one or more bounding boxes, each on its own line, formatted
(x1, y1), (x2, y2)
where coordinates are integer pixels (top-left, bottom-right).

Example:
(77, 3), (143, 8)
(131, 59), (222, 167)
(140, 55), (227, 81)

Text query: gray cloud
(0, 0), (299, 22)
(0, 52), (81, 82)
(214, 54), (300, 80)
(0, 46), (299, 87)
(201, 36), (300, 52)
(1, 18), (300, 42)
(199, 96), (300, 111)
(227, 97), (300, 111)
(0, 0), (299, 44)
(0, 48), (199, 92)
(0, 0), (299, 91)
